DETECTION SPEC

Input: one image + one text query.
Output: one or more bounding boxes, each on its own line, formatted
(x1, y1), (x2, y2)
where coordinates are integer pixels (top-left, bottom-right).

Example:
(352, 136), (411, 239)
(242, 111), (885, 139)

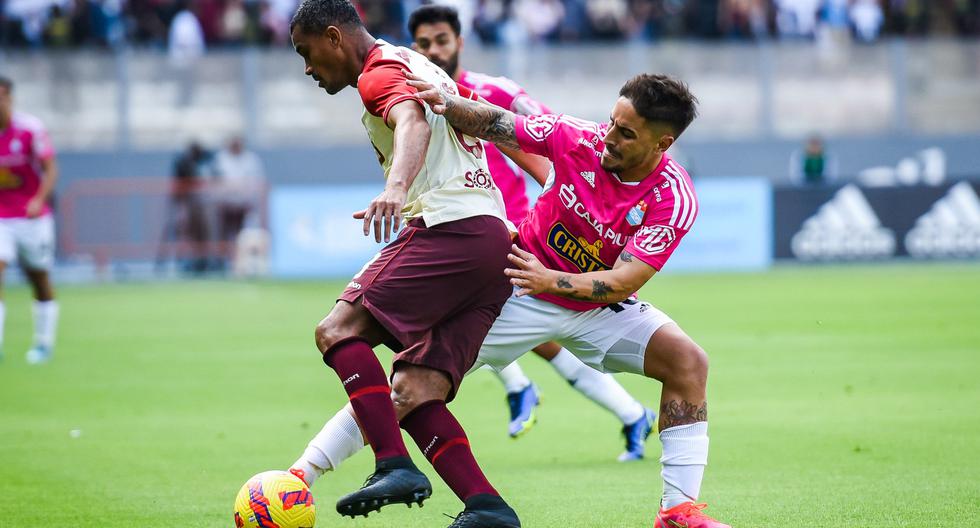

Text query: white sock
(496, 362), (532, 393)
(0, 301), (6, 351)
(660, 421), (709, 509)
(33, 300), (59, 350)
(549, 348), (645, 424)
(292, 407), (364, 486)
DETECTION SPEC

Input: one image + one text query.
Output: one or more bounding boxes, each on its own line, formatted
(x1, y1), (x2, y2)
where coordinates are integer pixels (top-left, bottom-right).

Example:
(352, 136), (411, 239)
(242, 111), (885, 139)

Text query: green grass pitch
(1, 264), (978, 527)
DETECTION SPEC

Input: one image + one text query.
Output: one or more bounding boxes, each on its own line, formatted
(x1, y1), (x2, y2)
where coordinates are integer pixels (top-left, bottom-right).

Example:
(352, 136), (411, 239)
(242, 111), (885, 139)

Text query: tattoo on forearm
(556, 276), (573, 289)
(660, 400), (708, 429)
(444, 95), (520, 150)
(619, 251), (634, 263)
(591, 280), (613, 301)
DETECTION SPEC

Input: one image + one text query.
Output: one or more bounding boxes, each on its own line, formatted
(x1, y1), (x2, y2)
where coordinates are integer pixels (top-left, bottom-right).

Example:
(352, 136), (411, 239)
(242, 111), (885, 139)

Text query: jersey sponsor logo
(626, 200), (648, 226)
(346, 281), (362, 290)
(653, 186), (662, 203)
(0, 168), (22, 189)
(633, 224), (675, 255)
(579, 171), (596, 187)
(905, 182), (980, 258)
(523, 114), (559, 141)
(791, 184), (896, 260)
(548, 222), (611, 273)
(558, 183), (630, 246)
(464, 168), (496, 190)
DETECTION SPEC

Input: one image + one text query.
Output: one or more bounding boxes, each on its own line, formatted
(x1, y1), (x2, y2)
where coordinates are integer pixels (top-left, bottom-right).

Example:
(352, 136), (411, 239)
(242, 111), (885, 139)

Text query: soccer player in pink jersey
(409, 5), (657, 456)
(0, 76), (60, 365)
(288, 1), (520, 526)
(405, 71), (731, 528)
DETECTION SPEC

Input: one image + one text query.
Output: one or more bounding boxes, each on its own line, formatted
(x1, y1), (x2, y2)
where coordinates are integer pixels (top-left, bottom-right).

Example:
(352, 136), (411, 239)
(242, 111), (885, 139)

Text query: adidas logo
(791, 184), (896, 260)
(580, 171), (596, 187)
(905, 182), (980, 258)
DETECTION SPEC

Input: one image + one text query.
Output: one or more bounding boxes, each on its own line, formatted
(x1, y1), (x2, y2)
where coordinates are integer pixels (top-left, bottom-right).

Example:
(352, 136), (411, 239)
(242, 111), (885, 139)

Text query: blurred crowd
(1, 0), (978, 48)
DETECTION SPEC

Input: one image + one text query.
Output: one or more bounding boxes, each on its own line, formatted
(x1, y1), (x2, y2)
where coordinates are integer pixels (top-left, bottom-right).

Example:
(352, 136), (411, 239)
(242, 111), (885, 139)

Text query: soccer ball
(234, 470), (316, 528)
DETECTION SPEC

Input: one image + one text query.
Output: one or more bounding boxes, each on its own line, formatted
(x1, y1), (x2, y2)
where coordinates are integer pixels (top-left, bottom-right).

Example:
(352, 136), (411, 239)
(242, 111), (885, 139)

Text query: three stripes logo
(791, 185), (896, 260)
(905, 182), (980, 258)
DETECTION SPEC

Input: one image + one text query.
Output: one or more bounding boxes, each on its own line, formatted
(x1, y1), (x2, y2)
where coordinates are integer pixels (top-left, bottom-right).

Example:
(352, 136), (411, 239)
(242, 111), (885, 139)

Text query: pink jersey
(0, 112), (55, 218)
(457, 70), (550, 224)
(514, 114), (698, 311)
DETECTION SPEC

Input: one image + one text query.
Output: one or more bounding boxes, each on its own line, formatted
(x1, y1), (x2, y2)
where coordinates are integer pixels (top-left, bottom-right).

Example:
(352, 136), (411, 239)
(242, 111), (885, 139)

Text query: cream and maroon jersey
(357, 40), (509, 229)
(513, 114), (698, 312)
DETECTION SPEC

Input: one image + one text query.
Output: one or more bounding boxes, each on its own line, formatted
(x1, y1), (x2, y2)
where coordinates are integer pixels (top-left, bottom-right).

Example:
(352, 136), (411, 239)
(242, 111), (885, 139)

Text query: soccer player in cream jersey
(0, 76), (60, 365)
(290, 67), (732, 527)
(408, 4), (657, 458)
(288, 1), (521, 526)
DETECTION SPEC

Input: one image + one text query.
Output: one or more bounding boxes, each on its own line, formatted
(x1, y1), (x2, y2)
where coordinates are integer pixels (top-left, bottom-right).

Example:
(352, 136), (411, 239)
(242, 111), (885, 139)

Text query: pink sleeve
(625, 175), (698, 271)
(31, 122), (55, 160)
(513, 114), (585, 159)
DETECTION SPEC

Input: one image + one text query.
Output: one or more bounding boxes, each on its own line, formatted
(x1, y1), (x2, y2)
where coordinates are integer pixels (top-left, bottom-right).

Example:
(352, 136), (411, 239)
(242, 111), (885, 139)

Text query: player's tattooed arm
(406, 71), (520, 150)
(509, 246), (657, 303)
(441, 96), (521, 150)
(660, 400), (707, 430)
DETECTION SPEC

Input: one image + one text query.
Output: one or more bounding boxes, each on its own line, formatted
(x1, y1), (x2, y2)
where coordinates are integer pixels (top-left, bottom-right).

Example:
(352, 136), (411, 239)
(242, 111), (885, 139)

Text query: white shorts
(0, 214), (56, 271)
(473, 291), (675, 376)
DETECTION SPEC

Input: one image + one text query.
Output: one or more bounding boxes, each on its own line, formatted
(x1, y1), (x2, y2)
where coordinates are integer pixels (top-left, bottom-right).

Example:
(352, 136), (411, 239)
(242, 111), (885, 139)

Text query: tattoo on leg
(556, 276), (573, 289)
(591, 280), (613, 301)
(660, 400), (707, 429)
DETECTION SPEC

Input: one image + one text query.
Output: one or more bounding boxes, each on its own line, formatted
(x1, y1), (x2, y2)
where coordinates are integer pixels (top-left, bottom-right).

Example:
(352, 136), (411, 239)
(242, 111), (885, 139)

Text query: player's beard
(432, 52), (460, 78)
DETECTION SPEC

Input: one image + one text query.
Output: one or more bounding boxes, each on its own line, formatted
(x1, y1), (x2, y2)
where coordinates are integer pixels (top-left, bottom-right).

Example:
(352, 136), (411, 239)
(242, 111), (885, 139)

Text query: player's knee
(314, 317), (347, 354)
(676, 341), (709, 387)
(390, 368), (450, 420)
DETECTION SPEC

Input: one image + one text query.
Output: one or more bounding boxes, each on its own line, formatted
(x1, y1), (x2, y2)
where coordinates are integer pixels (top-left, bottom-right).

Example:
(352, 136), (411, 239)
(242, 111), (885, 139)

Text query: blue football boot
(506, 383), (540, 438)
(618, 407), (656, 462)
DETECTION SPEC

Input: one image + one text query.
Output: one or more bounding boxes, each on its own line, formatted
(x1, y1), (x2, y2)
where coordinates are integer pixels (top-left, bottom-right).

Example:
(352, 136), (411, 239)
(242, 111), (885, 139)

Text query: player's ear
(658, 134), (675, 153)
(325, 25), (343, 48)
(410, 41), (419, 51)
(458, 34), (465, 52)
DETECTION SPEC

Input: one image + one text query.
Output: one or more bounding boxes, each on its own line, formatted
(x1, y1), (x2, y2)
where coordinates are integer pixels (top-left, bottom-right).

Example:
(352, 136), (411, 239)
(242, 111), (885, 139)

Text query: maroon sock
(400, 400), (498, 501)
(322, 337), (408, 461)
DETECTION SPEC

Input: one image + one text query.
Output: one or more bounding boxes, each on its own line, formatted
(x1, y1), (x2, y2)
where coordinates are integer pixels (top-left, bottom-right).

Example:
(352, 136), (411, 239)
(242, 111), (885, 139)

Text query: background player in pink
(409, 5), (657, 455)
(406, 72), (731, 527)
(0, 76), (60, 365)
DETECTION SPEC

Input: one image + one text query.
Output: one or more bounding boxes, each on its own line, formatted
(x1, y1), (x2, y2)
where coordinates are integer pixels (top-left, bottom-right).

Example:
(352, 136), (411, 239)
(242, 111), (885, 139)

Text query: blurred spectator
(513, 0), (564, 41)
(2, 0), (978, 48)
(220, 0), (249, 44)
(776, 0), (822, 37)
(719, 0), (769, 39)
(168, 1), (205, 65)
(586, 0), (631, 40)
(790, 134), (838, 186)
(212, 136), (265, 271)
(159, 141), (213, 275)
(850, 0), (884, 42)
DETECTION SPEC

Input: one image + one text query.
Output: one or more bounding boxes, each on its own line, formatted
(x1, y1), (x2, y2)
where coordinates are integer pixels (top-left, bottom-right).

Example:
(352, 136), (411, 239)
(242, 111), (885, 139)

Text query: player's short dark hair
(408, 4), (462, 38)
(0, 76), (12, 92)
(290, 0), (363, 34)
(619, 74), (698, 137)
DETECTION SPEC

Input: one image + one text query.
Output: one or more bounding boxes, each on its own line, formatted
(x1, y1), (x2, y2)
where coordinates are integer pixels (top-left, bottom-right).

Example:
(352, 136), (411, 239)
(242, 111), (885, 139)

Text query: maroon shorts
(339, 215), (513, 401)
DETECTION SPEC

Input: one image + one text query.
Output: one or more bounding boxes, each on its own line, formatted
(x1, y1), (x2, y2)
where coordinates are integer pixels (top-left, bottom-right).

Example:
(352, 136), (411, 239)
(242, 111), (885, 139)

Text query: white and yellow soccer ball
(234, 470), (316, 528)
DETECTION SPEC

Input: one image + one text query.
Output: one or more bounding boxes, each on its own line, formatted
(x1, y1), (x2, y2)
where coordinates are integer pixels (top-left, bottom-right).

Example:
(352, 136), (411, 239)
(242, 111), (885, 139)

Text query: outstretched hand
(504, 244), (555, 297)
(405, 70), (449, 115)
(353, 185), (408, 243)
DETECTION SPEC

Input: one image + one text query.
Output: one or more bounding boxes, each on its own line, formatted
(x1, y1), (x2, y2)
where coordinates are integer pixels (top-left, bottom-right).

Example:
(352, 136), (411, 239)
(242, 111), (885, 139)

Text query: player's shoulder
(649, 154), (698, 229)
(521, 113), (601, 144)
(362, 40), (414, 72)
(460, 70), (525, 97)
(11, 111), (47, 134)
